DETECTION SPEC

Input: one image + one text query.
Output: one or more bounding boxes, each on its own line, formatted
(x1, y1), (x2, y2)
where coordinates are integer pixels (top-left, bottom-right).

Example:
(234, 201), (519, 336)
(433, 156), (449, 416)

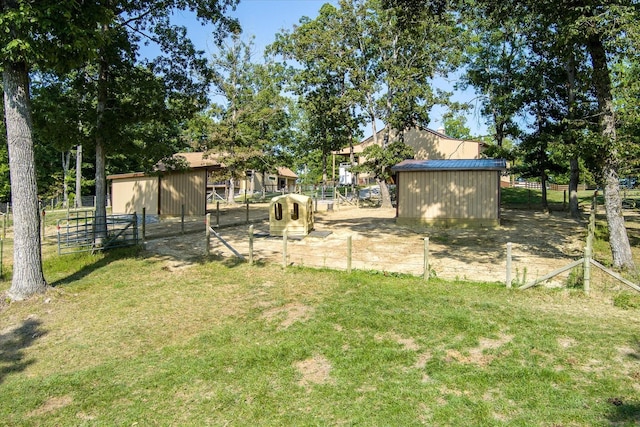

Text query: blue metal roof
(391, 159), (507, 172)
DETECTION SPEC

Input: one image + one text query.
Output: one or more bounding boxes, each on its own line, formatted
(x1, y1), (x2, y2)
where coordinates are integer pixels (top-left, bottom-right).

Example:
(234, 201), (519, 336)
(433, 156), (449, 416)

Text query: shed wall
(111, 176), (159, 215)
(396, 170), (500, 226)
(160, 170), (206, 216)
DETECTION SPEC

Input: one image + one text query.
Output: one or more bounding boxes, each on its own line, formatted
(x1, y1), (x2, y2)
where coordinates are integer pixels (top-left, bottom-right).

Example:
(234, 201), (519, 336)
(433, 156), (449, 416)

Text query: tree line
(2, 0), (639, 300)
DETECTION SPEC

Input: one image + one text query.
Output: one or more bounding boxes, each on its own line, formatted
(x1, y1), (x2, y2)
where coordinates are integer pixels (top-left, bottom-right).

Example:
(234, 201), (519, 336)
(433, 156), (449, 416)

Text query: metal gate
(57, 211), (139, 255)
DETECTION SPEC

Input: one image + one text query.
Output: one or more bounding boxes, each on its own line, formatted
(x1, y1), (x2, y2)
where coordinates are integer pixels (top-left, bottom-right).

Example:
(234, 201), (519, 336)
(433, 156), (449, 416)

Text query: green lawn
(1, 246), (639, 426)
(501, 187), (640, 211)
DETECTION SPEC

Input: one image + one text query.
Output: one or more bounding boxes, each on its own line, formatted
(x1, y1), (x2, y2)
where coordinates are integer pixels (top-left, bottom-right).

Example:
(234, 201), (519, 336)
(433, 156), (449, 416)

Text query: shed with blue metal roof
(391, 159), (507, 227)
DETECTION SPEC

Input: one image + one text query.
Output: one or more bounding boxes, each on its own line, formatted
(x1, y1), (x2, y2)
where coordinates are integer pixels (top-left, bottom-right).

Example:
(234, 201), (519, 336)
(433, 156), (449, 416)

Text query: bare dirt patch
(262, 303), (315, 329)
(294, 354), (334, 388)
(374, 331), (420, 351)
(27, 395), (73, 418)
(143, 205), (587, 285)
(445, 333), (513, 367)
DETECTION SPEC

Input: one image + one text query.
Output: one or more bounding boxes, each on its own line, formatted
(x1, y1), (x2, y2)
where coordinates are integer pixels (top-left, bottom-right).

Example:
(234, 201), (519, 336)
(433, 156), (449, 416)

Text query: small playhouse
(269, 194), (314, 237)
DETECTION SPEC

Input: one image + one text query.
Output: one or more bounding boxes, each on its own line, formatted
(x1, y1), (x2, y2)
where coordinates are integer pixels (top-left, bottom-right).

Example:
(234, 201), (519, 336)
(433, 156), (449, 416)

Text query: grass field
(1, 245), (640, 426)
(1, 188), (640, 425)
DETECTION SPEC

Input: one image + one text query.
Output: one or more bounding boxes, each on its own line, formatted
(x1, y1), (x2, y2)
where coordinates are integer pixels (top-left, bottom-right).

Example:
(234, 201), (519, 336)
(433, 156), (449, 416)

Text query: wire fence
(202, 219), (584, 286)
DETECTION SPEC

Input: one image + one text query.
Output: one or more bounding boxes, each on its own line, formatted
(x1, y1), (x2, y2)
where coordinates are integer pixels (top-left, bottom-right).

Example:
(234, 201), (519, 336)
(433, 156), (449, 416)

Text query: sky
(168, 0), (488, 137)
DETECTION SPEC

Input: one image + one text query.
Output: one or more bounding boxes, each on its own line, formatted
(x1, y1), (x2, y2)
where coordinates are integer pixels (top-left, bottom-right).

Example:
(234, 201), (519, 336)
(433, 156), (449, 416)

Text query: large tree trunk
(370, 119), (393, 209)
(587, 34), (634, 270)
(94, 52), (109, 245)
(566, 52), (581, 219)
(569, 157), (580, 219)
(227, 173), (236, 204)
(3, 61), (48, 300)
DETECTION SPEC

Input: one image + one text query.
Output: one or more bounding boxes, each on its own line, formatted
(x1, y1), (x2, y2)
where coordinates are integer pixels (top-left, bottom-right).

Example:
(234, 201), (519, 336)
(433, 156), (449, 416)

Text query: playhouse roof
(392, 159), (507, 172)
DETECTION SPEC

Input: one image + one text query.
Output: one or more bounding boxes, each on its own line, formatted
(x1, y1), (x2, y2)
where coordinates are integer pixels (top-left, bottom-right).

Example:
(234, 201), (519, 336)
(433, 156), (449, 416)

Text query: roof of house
(277, 166), (298, 178)
(332, 126), (486, 156)
(110, 152), (298, 179)
(159, 152), (224, 170)
(391, 159), (507, 172)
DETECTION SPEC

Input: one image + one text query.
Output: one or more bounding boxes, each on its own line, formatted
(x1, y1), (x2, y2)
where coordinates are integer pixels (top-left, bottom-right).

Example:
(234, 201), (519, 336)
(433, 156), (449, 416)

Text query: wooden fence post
(205, 213), (211, 257)
(282, 229), (288, 268)
(142, 207), (146, 242)
(506, 242), (512, 288)
(181, 204), (185, 235)
(246, 201), (249, 224)
(216, 201), (220, 227)
(583, 244), (591, 295)
(423, 237), (430, 281)
(347, 235), (352, 273)
(248, 225), (254, 265)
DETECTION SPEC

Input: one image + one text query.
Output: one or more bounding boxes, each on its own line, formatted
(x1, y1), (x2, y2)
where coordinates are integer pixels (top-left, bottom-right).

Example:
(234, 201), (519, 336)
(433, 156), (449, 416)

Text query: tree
(356, 140), (414, 193)
(453, 0), (637, 269)
(272, 0), (458, 208)
(1, 1), (112, 300)
(442, 112), (473, 140)
(89, 1), (238, 241)
(199, 35), (296, 202)
(271, 3), (363, 185)
(457, 4), (528, 147)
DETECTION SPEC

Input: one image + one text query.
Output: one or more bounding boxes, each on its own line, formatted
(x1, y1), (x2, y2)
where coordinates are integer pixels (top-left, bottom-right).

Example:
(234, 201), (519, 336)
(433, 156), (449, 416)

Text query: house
(391, 159), (507, 227)
(239, 167), (298, 195)
(109, 152), (298, 216)
(332, 126), (486, 185)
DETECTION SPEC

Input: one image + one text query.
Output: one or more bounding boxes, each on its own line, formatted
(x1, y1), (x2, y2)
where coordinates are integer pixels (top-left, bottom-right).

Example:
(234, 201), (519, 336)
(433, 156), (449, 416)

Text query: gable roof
(392, 159), (507, 172)
(332, 126), (486, 156)
(155, 152), (224, 171)
(277, 166), (298, 178)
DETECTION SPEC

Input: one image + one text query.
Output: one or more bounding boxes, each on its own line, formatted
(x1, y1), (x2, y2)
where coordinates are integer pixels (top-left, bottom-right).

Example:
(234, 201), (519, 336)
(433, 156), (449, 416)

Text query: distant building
(332, 126), (486, 185)
(108, 152), (298, 215)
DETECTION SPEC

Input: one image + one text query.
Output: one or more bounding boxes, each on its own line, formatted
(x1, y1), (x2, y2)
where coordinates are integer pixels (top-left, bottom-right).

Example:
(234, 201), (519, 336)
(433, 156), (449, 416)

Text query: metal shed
(391, 159), (507, 227)
(269, 194), (314, 237)
(109, 169), (208, 216)
(109, 153), (222, 216)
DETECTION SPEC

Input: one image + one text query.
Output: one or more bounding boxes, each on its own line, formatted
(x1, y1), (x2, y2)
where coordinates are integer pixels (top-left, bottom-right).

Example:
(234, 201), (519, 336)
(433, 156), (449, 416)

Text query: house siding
(396, 170), (500, 227)
(403, 130), (482, 160)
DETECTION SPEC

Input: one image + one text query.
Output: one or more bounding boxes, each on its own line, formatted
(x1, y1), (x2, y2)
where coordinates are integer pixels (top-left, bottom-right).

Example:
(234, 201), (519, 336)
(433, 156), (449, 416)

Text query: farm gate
(57, 211), (139, 255)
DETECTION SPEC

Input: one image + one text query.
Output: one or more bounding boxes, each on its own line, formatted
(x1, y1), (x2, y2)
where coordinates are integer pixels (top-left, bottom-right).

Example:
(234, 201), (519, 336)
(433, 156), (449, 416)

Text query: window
(274, 203), (283, 220)
(291, 203), (299, 220)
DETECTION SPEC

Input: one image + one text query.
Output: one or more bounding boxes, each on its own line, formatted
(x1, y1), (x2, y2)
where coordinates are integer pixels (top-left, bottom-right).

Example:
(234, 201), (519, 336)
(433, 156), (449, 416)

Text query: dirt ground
(143, 203), (590, 286)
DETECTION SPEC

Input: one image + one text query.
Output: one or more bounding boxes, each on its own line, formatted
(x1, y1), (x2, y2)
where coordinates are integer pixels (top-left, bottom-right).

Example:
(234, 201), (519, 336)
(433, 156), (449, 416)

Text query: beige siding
(111, 176), (159, 215)
(397, 170), (499, 226)
(160, 170), (206, 216)
(269, 194), (314, 236)
(403, 130), (482, 160)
